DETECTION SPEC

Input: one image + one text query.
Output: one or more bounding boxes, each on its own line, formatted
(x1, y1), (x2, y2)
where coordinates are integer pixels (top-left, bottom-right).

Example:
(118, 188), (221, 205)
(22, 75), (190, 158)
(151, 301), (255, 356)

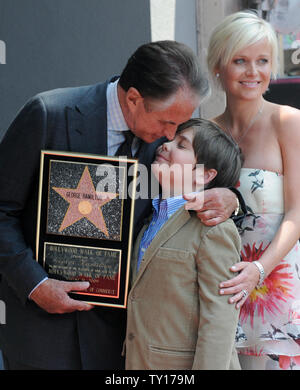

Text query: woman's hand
(219, 261), (260, 309)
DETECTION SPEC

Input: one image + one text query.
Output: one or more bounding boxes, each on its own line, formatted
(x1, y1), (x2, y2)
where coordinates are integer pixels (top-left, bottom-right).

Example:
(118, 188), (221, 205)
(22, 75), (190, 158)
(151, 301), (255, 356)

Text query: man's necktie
(115, 131), (135, 158)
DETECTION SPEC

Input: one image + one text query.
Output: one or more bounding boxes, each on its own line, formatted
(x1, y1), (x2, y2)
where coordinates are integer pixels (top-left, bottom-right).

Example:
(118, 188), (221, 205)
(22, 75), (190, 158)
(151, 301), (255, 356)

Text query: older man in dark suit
(0, 40), (240, 369)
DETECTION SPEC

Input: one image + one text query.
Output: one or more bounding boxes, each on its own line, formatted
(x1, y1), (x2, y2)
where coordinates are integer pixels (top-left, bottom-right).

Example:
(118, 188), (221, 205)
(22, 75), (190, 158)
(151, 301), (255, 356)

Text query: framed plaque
(36, 150), (138, 308)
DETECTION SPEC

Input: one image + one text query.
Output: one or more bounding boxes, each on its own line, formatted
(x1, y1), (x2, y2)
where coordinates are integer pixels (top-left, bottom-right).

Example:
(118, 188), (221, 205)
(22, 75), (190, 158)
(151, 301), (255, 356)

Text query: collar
(152, 195), (187, 219)
(153, 191), (200, 219)
(106, 78), (129, 131)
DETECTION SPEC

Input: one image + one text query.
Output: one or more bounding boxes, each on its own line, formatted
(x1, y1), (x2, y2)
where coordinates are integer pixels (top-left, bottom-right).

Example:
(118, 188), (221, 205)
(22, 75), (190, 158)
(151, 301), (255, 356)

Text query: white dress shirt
(106, 78), (139, 156)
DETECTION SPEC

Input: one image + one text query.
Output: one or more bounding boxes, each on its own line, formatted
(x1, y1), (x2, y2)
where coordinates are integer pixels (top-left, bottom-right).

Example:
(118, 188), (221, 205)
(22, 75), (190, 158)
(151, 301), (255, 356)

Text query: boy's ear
(193, 167), (217, 189)
(204, 168), (217, 185)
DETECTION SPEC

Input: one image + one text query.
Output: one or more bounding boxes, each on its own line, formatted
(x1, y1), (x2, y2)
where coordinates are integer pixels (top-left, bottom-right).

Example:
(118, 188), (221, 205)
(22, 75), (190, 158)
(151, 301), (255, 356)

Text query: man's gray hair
(119, 40), (210, 102)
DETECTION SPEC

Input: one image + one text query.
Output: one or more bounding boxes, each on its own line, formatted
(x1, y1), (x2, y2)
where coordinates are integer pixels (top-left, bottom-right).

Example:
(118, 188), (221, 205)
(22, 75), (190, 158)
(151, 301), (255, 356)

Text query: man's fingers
(63, 281), (94, 312)
(184, 195), (198, 211)
(183, 193), (204, 211)
(196, 209), (229, 226)
(63, 281), (90, 292)
(200, 216), (224, 226)
(183, 193), (196, 201)
(30, 278), (93, 314)
(63, 294), (94, 313)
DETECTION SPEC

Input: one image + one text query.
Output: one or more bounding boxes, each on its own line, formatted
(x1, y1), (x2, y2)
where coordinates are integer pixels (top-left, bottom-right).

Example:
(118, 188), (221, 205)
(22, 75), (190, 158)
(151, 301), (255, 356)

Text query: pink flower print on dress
(240, 242), (294, 328)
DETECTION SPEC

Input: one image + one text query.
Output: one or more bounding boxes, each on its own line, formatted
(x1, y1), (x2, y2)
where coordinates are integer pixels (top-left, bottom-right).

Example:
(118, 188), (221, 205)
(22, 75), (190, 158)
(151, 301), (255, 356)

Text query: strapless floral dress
(235, 168), (300, 370)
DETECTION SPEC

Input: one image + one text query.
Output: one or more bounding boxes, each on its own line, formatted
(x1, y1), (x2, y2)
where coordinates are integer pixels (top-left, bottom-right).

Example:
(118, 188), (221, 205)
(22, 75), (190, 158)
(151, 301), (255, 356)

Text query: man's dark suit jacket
(0, 78), (162, 369)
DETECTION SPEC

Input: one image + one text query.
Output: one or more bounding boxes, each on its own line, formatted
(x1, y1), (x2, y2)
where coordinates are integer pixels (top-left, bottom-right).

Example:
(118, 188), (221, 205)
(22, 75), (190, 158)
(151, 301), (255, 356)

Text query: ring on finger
(241, 289), (248, 298)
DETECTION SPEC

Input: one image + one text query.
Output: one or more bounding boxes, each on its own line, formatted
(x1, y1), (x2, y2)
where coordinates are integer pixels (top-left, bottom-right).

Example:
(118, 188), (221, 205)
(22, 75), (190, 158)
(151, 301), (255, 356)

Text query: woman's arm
(219, 106), (300, 308)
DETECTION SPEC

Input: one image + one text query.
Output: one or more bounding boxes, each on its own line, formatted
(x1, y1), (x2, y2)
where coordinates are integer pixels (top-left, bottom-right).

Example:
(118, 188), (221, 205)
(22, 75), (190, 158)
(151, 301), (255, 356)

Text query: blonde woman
(207, 11), (300, 370)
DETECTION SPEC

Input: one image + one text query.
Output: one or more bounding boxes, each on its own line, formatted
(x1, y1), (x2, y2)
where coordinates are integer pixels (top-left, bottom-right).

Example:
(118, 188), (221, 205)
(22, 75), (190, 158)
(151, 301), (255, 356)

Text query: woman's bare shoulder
(268, 102), (300, 133)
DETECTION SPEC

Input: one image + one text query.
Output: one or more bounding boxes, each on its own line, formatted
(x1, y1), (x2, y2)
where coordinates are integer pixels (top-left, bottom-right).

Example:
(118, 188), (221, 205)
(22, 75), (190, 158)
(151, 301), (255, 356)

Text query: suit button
(128, 333), (135, 341)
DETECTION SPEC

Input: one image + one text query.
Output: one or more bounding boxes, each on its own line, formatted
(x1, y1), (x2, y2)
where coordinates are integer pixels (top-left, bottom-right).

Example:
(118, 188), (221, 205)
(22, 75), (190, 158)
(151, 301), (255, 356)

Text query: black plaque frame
(36, 150), (138, 308)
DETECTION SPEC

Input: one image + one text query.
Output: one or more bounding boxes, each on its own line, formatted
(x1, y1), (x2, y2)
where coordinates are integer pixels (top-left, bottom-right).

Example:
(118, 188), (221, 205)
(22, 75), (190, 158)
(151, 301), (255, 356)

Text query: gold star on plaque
(52, 166), (118, 237)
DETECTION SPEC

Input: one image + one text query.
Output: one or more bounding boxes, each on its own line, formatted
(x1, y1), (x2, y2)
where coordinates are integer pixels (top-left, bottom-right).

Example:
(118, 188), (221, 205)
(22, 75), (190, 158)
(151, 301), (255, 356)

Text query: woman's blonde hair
(207, 11), (278, 84)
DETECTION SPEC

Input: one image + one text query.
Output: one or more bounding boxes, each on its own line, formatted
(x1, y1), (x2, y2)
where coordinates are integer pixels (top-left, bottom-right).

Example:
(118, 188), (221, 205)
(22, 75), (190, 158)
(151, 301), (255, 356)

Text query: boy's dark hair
(119, 40), (209, 102)
(177, 118), (244, 189)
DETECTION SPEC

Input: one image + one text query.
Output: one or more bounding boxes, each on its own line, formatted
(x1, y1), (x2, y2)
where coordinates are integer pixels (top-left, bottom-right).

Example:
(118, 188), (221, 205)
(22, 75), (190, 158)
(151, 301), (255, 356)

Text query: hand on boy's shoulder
(184, 187), (237, 226)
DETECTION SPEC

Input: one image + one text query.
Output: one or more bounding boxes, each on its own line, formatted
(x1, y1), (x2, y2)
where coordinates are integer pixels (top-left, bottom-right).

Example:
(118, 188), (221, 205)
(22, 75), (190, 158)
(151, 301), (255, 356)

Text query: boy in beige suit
(125, 118), (243, 370)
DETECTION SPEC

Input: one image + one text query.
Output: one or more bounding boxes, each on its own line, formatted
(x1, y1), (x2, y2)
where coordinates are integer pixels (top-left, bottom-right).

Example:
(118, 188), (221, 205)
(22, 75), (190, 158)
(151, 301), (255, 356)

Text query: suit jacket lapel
(131, 207), (191, 287)
(65, 79), (165, 158)
(66, 81), (110, 155)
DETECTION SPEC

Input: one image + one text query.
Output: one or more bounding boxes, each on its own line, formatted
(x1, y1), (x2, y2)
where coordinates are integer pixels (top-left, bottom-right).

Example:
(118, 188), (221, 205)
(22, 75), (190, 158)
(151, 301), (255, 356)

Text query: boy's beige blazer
(125, 206), (241, 370)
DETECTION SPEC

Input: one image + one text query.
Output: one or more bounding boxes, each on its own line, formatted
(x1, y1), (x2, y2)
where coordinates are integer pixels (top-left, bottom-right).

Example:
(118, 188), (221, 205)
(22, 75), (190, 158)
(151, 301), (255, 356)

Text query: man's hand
(30, 278), (94, 314)
(184, 188), (237, 226)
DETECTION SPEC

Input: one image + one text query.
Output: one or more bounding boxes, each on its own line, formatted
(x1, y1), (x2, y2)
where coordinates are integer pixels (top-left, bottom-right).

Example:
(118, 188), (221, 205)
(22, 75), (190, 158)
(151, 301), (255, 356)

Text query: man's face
(126, 88), (199, 143)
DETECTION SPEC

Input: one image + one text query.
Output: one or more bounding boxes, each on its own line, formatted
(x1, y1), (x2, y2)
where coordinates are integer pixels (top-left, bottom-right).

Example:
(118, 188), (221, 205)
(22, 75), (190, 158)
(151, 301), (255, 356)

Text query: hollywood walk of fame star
(52, 166), (118, 237)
